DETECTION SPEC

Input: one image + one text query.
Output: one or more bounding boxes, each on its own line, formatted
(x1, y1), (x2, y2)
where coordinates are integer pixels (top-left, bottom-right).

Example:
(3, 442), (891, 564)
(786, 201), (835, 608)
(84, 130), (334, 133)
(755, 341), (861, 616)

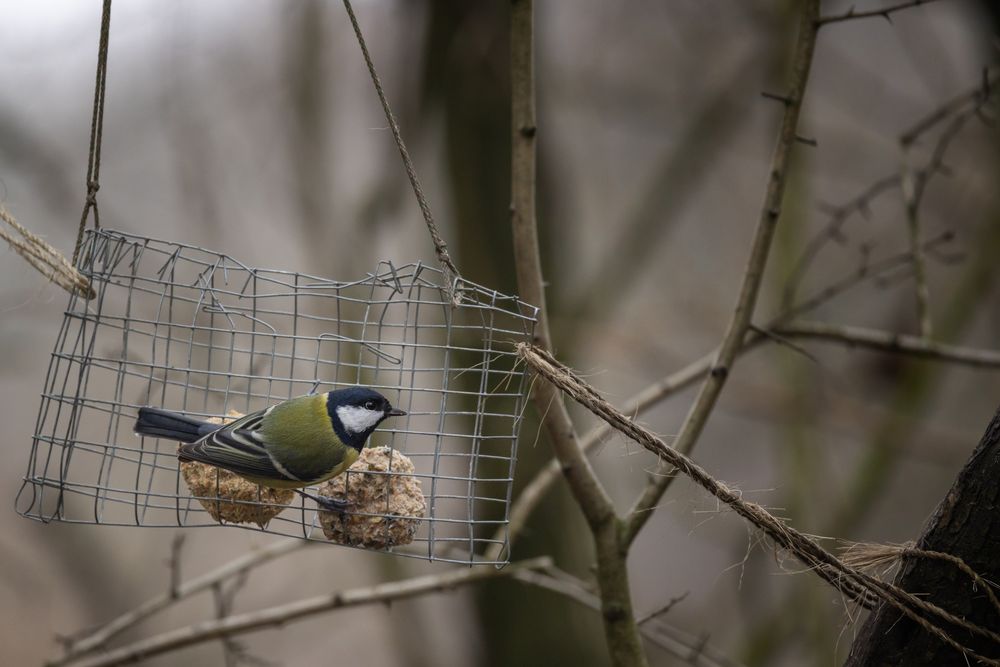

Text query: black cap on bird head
(325, 387), (406, 450)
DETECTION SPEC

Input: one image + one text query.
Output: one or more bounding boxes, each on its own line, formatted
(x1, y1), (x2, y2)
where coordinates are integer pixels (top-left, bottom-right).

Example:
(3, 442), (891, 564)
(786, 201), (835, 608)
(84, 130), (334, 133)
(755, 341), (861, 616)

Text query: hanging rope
(72, 0), (113, 265)
(340, 0), (462, 306)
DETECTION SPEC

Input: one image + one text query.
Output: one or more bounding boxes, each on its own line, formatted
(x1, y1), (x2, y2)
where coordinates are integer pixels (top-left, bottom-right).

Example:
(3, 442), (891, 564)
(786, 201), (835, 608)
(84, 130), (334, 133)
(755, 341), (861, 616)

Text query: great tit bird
(134, 387), (406, 511)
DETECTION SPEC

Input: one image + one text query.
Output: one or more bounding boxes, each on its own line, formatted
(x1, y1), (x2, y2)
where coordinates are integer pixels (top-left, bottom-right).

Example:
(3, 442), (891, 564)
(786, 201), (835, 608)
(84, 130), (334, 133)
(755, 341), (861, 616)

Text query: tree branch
(771, 321), (1000, 368)
(900, 67), (997, 147)
(509, 4), (645, 665)
(509, 0), (613, 530)
(900, 148), (934, 338)
(51, 540), (308, 665)
(623, 0), (821, 546)
(65, 558), (552, 667)
(816, 0), (943, 27)
(513, 569), (742, 667)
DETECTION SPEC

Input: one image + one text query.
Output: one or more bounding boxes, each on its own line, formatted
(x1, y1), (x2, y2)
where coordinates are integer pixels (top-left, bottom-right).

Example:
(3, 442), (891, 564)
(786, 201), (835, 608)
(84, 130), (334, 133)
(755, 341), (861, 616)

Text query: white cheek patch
(336, 406), (384, 434)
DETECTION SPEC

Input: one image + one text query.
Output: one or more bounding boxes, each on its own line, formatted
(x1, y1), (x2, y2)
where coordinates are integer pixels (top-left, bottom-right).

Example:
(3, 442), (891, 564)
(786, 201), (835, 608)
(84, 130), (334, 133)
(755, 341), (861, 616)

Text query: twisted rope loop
(72, 0), (113, 265)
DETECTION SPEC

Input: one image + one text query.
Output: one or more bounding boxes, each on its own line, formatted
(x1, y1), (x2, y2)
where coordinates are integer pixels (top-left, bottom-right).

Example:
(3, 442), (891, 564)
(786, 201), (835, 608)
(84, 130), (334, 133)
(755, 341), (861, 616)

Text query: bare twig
(896, 80), (991, 338)
(212, 572), (270, 667)
(771, 320), (1000, 368)
(167, 534), (186, 600)
(66, 557), (552, 667)
(513, 569), (742, 667)
(900, 147), (933, 337)
(624, 0), (821, 546)
(784, 230), (953, 321)
(816, 0), (943, 27)
(638, 592), (690, 625)
(785, 69), (996, 314)
(782, 173), (899, 309)
(51, 540), (308, 665)
(900, 67), (997, 147)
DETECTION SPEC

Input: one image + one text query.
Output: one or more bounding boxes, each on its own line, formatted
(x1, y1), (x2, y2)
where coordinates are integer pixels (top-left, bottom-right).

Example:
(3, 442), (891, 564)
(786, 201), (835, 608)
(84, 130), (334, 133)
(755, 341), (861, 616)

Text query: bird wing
(177, 407), (300, 483)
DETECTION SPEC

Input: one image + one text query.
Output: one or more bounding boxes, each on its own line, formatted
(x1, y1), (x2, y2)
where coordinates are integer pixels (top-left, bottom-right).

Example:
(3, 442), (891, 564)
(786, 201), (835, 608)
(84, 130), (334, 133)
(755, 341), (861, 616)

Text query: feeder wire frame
(17, 229), (539, 566)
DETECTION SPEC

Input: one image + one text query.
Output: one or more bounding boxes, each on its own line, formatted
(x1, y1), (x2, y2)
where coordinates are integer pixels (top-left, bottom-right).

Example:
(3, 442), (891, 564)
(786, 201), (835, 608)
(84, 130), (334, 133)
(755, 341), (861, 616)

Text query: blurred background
(2, 1), (999, 665)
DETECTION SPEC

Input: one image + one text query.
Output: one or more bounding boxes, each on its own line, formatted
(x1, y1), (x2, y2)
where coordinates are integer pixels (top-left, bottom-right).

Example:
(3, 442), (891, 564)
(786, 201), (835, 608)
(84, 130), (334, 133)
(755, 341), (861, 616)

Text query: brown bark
(847, 405), (1000, 665)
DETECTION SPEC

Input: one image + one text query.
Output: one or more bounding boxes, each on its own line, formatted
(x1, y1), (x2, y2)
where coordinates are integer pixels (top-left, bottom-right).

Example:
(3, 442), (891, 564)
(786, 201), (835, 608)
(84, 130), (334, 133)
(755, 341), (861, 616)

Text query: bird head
(326, 387), (406, 448)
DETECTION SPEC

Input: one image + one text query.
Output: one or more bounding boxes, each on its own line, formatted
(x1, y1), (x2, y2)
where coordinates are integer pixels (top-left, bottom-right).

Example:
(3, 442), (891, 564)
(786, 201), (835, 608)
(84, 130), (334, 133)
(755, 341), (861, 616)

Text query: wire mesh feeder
(18, 229), (538, 566)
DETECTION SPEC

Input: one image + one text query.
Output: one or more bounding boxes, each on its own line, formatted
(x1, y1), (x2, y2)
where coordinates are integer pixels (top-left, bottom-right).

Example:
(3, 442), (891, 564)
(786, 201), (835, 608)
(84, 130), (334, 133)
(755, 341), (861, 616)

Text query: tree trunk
(846, 405), (1000, 665)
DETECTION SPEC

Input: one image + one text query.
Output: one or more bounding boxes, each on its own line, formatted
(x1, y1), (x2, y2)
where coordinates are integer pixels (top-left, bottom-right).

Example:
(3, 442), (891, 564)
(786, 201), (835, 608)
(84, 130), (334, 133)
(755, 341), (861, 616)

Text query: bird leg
(297, 489), (351, 513)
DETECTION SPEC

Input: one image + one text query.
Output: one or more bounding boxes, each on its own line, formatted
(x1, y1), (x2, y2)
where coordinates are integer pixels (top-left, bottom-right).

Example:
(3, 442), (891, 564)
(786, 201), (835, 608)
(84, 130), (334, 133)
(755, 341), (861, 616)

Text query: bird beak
(386, 407), (407, 417)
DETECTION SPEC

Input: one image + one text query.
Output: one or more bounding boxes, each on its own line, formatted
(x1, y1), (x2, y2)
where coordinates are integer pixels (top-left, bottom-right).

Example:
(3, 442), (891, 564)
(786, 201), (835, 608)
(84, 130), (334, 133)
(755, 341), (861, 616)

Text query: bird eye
(364, 400), (376, 410)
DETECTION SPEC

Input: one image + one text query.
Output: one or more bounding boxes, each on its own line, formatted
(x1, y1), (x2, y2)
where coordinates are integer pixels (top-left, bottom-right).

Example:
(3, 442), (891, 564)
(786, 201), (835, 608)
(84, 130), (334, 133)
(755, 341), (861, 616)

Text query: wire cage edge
(17, 228), (539, 566)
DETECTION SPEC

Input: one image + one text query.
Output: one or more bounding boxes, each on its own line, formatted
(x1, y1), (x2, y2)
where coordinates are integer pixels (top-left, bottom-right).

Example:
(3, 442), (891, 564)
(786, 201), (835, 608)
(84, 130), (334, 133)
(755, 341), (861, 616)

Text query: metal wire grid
(17, 229), (538, 565)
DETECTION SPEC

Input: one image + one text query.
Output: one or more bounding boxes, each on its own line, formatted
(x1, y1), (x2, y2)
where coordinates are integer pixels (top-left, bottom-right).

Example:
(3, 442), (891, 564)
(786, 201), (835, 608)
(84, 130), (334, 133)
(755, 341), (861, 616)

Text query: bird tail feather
(134, 407), (213, 443)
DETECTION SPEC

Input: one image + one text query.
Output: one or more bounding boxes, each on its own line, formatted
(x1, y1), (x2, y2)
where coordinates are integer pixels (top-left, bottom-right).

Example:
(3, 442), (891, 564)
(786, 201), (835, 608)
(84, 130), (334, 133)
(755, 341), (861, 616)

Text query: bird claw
(297, 489), (351, 514)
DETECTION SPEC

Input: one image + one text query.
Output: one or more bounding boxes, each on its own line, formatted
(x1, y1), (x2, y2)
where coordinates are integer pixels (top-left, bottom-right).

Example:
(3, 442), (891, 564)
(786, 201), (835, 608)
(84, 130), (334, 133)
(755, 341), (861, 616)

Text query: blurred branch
(66, 557), (553, 667)
(167, 533), (186, 599)
(624, 0), (821, 546)
(51, 539), (308, 665)
(211, 571), (271, 667)
(509, 2), (646, 665)
(900, 94), (987, 338)
(816, 0), (943, 27)
(513, 569), (741, 667)
(900, 151), (933, 337)
(564, 57), (755, 321)
(494, 232), (954, 557)
(786, 230), (953, 318)
(900, 67), (997, 147)
(784, 68), (996, 311)
(637, 592), (690, 625)
(772, 320), (1000, 368)
(781, 173), (900, 309)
